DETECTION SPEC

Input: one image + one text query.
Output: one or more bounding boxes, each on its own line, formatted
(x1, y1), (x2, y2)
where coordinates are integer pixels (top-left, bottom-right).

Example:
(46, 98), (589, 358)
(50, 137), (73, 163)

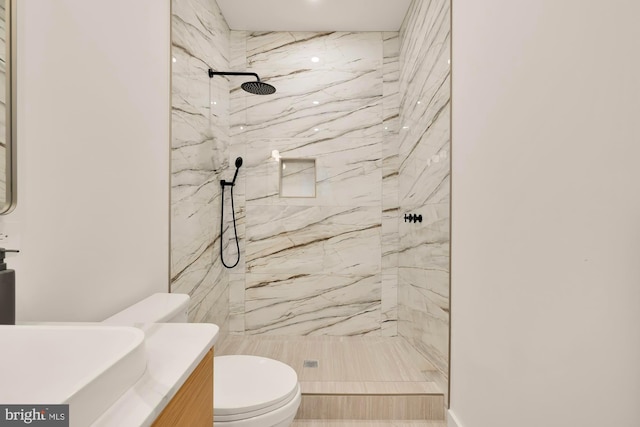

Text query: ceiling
(216, 0), (413, 32)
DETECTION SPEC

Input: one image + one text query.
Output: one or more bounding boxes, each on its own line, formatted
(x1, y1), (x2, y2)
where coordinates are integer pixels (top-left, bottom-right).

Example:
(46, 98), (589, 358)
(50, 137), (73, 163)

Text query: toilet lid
(214, 355), (299, 418)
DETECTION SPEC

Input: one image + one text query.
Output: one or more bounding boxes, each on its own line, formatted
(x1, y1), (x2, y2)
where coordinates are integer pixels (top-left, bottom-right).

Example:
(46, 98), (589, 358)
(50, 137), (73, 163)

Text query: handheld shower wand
(220, 157), (243, 269)
(231, 157), (243, 184)
(221, 157), (243, 187)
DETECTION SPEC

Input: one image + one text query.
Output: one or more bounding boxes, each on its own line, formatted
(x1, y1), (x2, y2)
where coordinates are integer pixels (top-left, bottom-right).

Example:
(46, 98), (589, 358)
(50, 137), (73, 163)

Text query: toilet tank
(103, 293), (190, 325)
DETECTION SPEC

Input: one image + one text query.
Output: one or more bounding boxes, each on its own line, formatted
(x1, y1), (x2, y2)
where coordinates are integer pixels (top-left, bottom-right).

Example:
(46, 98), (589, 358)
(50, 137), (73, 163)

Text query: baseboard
(448, 409), (463, 427)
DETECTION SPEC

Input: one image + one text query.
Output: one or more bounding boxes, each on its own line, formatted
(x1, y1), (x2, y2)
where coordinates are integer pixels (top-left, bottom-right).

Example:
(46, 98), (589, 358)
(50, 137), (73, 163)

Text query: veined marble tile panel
(172, 46), (228, 160)
(398, 56), (449, 206)
(381, 275), (398, 337)
(230, 32), (384, 139)
(244, 273), (381, 336)
(398, 0), (450, 208)
(398, 114), (450, 207)
(171, 0), (231, 334)
(381, 209), (399, 275)
(172, 0), (229, 72)
(382, 151), (399, 210)
(243, 138), (382, 207)
(171, 178), (219, 272)
(382, 29), (400, 210)
(397, 203), (449, 376)
(220, 28), (397, 339)
(397, 266), (449, 376)
(230, 31), (247, 71)
(172, 81), (229, 286)
(397, 0), (450, 376)
(382, 30), (400, 278)
(229, 31), (248, 137)
(399, 0), (449, 105)
(231, 68), (383, 139)
(246, 32), (383, 72)
(397, 0), (450, 206)
(171, 242), (229, 327)
(228, 274), (245, 334)
(398, 0), (450, 181)
(245, 205), (381, 275)
(399, 56), (449, 138)
(398, 204), (449, 270)
(383, 32), (400, 133)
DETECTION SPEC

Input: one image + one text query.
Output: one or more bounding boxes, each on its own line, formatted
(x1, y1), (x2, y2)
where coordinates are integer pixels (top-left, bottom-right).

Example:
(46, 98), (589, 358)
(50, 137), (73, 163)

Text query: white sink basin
(0, 325), (146, 427)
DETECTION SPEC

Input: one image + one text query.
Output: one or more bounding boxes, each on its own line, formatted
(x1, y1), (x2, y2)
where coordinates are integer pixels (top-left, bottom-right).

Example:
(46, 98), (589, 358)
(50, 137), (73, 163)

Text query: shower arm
(208, 69), (261, 82)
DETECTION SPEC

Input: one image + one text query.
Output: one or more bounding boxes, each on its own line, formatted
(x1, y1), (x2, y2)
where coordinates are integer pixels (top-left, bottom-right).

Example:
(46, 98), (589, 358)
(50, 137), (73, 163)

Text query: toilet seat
(214, 355), (299, 423)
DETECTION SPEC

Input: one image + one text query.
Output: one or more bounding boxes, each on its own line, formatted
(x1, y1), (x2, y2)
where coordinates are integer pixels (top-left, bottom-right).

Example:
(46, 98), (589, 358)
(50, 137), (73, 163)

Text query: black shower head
(235, 157), (243, 168)
(241, 80), (276, 95)
(208, 69), (276, 95)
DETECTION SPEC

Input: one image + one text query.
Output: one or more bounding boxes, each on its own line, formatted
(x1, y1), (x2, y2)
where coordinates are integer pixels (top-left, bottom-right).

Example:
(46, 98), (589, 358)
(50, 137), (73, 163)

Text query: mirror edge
(0, 0), (16, 215)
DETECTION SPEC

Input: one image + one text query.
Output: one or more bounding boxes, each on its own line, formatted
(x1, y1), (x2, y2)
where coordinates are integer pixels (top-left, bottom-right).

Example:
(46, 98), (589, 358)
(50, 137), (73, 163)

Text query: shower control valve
(404, 213), (423, 224)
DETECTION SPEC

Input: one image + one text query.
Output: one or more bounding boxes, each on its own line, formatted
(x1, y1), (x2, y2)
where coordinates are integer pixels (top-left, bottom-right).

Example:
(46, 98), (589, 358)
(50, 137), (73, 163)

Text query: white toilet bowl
(104, 293), (301, 427)
(214, 355), (301, 427)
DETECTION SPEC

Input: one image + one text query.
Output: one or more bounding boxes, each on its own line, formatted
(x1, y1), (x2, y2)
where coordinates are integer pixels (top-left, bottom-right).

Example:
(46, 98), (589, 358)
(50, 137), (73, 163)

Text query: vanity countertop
(92, 322), (219, 427)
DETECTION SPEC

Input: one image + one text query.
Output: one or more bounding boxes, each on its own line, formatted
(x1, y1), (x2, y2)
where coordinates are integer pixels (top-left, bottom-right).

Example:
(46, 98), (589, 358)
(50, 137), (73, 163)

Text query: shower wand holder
(220, 179), (234, 187)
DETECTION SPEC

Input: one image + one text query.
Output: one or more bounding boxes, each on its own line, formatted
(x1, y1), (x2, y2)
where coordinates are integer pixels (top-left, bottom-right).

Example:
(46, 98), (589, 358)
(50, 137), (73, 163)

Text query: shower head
(235, 157), (243, 168)
(208, 69), (276, 95)
(241, 80), (276, 95)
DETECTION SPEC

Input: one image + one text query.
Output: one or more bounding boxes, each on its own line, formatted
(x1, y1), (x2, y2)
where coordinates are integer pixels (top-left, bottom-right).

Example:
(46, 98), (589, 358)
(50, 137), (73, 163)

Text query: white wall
(450, 1), (640, 427)
(0, 0), (170, 321)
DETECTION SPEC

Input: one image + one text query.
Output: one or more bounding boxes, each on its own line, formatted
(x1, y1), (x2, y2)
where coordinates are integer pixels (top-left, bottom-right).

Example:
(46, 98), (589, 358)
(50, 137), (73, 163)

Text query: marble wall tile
(382, 275), (398, 336)
(397, 205), (449, 372)
(171, 0), (231, 327)
(398, 0), (450, 207)
(228, 274), (245, 334)
(245, 205), (381, 275)
(398, 105), (450, 206)
(171, 243), (227, 326)
(232, 68), (383, 139)
(398, 204), (449, 270)
(243, 138), (382, 207)
(381, 211), (399, 275)
(397, 0), (451, 379)
(382, 32), (401, 277)
(227, 30), (394, 337)
(383, 32), (401, 133)
(245, 273), (381, 336)
(398, 265), (449, 374)
(230, 32), (383, 139)
(245, 31), (382, 73)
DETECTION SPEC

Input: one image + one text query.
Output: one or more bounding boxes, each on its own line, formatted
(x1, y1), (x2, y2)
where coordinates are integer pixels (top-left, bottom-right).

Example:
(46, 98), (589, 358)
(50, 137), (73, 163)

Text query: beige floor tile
(292, 421), (447, 427)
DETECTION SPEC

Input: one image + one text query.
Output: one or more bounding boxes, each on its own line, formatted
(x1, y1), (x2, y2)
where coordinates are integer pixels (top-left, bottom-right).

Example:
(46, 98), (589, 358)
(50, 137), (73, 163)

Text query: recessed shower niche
(279, 158), (316, 198)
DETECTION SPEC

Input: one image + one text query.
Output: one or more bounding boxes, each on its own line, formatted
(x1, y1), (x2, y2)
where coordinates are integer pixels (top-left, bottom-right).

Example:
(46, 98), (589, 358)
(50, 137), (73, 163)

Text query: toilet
(103, 293), (301, 427)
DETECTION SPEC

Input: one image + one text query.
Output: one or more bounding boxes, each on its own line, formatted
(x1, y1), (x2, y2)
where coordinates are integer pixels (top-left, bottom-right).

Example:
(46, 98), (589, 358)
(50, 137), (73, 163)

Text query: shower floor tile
(215, 335), (446, 420)
(216, 335), (437, 383)
(215, 335), (438, 384)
